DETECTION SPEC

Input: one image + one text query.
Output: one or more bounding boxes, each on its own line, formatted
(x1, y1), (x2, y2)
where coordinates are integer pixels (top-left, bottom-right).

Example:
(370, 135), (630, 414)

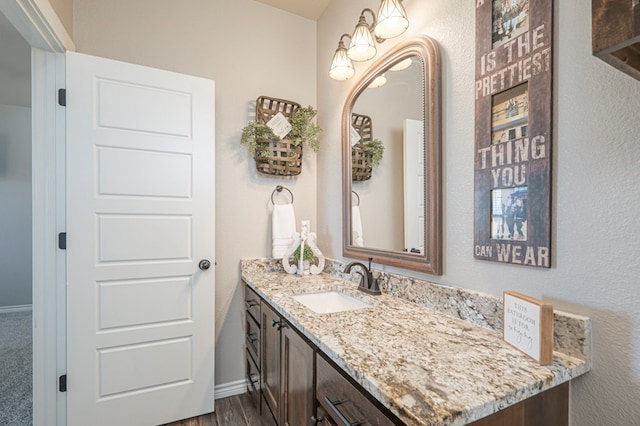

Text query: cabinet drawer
(316, 405), (338, 425)
(246, 349), (260, 408)
(244, 284), (261, 324)
(317, 355), (395, 426)
(246, 314), (260, 364)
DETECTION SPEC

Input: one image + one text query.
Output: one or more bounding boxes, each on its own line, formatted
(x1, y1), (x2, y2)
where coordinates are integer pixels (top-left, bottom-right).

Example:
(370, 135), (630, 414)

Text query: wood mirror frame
(342, 35), (442, 274)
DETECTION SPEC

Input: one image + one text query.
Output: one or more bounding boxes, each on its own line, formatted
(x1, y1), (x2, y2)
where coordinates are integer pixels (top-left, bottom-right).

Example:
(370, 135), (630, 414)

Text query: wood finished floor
(162, 393), (261, 426)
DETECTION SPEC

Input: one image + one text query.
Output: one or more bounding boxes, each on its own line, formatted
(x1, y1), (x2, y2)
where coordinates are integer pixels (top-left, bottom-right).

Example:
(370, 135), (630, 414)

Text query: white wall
(318, 0), (640, 424)
(0, 104), (32, 307)
(73, 0), (318, 388)
(47, 0), (73, 39)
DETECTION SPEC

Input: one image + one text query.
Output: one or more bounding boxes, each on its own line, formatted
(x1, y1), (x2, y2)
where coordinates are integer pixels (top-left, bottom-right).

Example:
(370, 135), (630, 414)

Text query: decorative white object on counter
(282, 220), (325, 275)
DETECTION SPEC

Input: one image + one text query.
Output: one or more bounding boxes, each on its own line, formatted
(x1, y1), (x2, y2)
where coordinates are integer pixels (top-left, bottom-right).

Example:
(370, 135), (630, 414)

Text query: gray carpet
(0, 310), (32, 426)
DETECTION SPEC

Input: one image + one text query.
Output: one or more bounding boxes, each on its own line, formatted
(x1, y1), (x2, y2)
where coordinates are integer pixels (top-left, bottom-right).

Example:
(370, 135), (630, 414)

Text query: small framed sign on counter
(503, 291), (553, 364)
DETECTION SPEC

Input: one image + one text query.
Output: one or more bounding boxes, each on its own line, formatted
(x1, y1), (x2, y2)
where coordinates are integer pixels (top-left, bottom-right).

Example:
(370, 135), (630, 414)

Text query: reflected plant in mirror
(342, 36), (442, 274)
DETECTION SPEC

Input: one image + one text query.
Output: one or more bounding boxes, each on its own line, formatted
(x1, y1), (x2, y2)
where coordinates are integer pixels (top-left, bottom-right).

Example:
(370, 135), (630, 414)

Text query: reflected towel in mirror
(352, 205), (364, 247)
(272, 203), (296, 258)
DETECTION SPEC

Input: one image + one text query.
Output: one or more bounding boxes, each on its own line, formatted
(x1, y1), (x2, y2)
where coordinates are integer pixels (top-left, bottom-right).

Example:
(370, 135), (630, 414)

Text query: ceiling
(254, 0), (331, 20)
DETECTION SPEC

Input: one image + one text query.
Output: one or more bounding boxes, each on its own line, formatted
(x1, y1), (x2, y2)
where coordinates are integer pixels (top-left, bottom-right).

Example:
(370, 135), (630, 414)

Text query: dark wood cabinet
(469, 382), (568, 426)
(280, 323), (315, 426)
(252, 289), (315, 426)
(316, 354), (397, 426)
(243, 285), (262, 413)
(261, 301), (282, 422)
(262, 301), (315, 426)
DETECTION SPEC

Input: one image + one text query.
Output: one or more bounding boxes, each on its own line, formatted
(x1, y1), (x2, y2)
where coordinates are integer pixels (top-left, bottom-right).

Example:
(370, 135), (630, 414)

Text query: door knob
(198, 259), (211, 271)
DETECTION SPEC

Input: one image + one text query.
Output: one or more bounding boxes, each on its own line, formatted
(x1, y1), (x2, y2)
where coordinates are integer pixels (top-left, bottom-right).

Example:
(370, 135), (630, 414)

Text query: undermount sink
(291, 291), (374, 314)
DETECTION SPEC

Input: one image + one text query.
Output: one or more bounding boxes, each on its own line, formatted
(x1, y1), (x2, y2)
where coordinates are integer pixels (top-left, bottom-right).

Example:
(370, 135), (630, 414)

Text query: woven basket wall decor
(352, 143), (373, 182)
(351, 113), (373, 181)
(254, 96), (302, 176)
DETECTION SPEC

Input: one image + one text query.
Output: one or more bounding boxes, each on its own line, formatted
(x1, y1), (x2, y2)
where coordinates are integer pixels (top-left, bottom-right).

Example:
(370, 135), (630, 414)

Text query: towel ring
(352, 190), (360, 206)
(271, 185), (294, 205)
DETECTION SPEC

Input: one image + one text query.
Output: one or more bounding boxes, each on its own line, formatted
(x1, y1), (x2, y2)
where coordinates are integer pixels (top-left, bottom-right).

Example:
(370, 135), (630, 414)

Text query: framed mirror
(342, 36), (442, 274)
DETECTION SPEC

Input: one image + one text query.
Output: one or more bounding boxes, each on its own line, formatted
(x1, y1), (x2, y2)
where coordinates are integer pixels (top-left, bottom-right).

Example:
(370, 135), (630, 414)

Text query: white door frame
(0, 1), (74, 424)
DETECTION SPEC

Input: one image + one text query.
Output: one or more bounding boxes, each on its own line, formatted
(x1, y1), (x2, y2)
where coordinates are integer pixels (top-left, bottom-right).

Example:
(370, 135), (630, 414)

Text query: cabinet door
(281, 322), (315, 426)
(261, 302), (281, 420)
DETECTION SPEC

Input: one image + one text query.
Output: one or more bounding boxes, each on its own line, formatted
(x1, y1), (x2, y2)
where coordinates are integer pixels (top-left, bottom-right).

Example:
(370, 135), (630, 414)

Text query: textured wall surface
(317, 0), (640, 424)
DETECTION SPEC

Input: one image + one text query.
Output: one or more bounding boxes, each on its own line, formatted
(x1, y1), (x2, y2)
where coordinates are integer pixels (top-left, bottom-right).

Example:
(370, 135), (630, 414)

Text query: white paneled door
(403, 119), (425, 254)
(66, 52), (215, 426)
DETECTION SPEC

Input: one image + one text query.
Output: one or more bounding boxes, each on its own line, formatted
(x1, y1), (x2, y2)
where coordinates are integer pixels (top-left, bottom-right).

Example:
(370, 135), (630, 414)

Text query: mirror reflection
(350, 55), (424, 253)
(342, 36), (442, 274)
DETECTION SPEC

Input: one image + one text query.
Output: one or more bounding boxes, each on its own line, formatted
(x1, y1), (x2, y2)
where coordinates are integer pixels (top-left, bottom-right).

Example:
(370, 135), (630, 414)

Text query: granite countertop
(241, 259), (591, 426)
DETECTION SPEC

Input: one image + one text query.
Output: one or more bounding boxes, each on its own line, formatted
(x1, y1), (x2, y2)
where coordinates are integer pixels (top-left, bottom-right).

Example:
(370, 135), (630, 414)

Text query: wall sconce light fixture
(329, 0), (409, 81)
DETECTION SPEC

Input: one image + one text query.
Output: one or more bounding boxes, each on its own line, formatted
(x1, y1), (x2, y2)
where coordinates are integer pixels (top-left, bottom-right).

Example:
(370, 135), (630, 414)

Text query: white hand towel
(272, 203), (296, 259)
(352, 205), (364, 247)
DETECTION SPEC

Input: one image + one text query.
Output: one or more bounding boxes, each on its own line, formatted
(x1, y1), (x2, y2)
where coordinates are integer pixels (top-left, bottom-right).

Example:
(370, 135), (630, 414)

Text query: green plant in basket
(240, 121), (279, 157)
(288, 106), (322, 152)
(293, 244), (314, 262)
(362, 138), (385, 168)
(240, 106), (322, 158)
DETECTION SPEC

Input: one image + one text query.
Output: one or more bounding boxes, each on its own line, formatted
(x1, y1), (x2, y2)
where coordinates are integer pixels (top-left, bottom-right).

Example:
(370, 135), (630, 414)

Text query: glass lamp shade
(329, 44), (355, 80)
(389, 57), (413, 71)
(369, 74), (387, 88)
(374, 0), (409, 39)
(348, 20), (377, 61)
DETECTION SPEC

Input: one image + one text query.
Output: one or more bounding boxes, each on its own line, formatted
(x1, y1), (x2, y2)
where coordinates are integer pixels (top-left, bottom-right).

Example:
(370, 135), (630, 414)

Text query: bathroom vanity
(242, 258), (591, 425)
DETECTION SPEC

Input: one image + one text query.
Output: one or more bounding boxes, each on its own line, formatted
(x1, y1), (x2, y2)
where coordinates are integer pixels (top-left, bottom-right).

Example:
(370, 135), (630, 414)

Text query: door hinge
(58, 232), (66, 250)
(58, 89), (66, 106)
(59, 374), (67, 392)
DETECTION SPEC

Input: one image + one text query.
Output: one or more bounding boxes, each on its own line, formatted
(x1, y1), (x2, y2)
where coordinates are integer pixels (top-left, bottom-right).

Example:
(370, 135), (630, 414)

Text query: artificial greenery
(240, 105), (322, 157)
(240, 121), (279, 158)
(360, 138), (385, 168)
(293, 244), (315, 262)
(288, 106), (322, 152)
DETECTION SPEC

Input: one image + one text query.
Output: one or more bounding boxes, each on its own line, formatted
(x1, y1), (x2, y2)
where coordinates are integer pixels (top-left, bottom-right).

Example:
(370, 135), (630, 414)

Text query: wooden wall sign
(474, 0), (553, 268)
(503, 291), (553, 365)
(593, 0), (640, 82)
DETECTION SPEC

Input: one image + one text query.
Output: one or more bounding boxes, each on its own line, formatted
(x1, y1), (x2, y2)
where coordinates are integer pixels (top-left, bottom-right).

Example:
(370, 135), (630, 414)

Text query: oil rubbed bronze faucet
(343, 258), (382, 295)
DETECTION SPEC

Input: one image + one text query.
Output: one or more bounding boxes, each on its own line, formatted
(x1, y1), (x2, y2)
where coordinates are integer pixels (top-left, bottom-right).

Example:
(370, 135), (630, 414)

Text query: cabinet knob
(271, 319), (289, 330)
(311, 416), (324, 423)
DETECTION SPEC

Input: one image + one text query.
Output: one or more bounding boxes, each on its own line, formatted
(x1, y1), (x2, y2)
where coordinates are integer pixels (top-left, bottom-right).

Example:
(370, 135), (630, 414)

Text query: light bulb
(348, 17), (377, 61)
(375, 0), (409, 39)
(329, 40), (355, 80)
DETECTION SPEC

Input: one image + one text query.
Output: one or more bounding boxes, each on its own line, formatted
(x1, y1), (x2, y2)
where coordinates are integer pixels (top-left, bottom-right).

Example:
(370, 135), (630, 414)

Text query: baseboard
(0, 304), (32, 313)
(214, 379), (247, 400)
